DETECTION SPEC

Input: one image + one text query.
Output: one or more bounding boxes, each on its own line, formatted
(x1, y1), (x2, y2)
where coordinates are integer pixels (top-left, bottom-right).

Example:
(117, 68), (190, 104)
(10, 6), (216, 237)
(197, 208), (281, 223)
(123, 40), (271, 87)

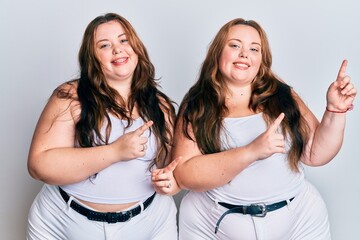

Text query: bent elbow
(173, 172), (187, 190)
(27, 159), (42, 181)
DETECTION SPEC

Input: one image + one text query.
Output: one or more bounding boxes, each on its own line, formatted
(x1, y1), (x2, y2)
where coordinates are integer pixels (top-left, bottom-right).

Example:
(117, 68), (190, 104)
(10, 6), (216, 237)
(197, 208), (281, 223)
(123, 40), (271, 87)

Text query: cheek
(130, 52), (139, 69)
(219, 53), (231, 71)
(133, 54), (139, 65)
(220, 50), (233, 62)
(95, 53), (107, 66)
(251, 57), (262, 71)
(125, 44), (136, 56)
(253, 54), (262, 66)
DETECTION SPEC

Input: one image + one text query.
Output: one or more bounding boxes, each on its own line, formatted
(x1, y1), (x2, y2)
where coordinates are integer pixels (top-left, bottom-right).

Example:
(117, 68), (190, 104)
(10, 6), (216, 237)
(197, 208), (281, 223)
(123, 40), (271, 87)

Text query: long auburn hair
(178, 18), (309, 171)
(56, 13), (175, 169)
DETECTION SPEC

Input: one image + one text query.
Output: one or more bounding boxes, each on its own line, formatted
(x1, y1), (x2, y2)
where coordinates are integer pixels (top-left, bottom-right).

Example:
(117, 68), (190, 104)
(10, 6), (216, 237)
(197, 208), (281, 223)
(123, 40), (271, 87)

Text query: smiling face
(94, 20), (138, 86)
(219, 24), (262, 87)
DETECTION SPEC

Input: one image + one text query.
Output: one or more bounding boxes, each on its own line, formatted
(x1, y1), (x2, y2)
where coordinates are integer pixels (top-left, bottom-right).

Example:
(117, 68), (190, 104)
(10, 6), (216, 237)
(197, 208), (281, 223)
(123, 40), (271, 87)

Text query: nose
(113, 47), (122, 55)
(239, 49), (248, 58)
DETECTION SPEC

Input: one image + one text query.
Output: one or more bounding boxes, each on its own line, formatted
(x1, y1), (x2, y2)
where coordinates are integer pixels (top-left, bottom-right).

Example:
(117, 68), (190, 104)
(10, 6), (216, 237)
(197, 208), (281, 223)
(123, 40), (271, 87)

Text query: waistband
(59, 187), (156, 223)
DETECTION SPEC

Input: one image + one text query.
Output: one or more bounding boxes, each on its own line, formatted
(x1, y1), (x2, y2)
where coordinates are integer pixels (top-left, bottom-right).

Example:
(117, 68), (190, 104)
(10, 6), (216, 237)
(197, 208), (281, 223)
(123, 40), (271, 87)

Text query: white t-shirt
(207, 112), (304, 205)
(61, 116), (156, 204)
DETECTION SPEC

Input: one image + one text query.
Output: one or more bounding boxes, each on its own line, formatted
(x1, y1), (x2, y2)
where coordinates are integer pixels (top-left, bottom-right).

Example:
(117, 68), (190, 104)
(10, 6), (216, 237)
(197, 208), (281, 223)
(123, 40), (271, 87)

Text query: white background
(1, 0), (359, 239)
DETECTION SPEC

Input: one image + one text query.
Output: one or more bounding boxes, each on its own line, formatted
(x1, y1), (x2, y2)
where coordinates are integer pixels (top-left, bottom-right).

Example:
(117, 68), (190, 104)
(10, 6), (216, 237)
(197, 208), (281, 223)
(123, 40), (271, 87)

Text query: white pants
(179, 180), (331, 240)
(27, 184), (178, 240)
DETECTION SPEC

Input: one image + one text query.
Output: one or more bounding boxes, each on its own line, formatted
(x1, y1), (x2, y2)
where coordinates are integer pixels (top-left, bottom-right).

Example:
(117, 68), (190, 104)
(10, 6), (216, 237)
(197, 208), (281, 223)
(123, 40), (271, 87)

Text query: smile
(234, 62), (250, 69)
(112, 57), (128, 64)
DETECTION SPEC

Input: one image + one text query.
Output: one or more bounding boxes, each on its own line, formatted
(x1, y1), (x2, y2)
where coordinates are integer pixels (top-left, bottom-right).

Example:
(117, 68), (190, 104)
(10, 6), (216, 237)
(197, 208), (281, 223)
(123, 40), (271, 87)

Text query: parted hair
(178, 18), (309, 171)
(56, 13), (175, 169)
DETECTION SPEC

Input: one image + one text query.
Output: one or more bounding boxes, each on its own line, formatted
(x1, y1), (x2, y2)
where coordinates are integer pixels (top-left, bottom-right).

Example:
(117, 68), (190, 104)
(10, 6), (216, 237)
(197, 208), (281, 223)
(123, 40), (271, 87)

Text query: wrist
(105, 144), (119, 164)
(326, 104), (354, 113)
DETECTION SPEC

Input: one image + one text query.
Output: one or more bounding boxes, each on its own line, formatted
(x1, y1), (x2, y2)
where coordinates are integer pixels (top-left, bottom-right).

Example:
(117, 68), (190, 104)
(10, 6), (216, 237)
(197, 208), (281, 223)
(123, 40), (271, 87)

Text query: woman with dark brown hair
(173, 18), (356, 239)
(26, 13), (180, 239)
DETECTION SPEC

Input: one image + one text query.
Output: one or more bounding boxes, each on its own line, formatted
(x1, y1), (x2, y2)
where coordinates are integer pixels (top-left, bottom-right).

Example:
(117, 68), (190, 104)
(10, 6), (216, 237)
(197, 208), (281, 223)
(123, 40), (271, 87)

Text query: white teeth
(113, 58), (126, 63)
(235, 63), (249, 68)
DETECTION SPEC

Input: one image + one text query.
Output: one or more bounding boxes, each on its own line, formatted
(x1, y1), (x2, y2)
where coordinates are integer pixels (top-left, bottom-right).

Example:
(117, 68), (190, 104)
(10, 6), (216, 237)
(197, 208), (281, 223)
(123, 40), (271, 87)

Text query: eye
(230, 43), (240, 49)
(250, 47), (259, 52)
(99, 43), (111, 49)
(120, 39), (129, 44)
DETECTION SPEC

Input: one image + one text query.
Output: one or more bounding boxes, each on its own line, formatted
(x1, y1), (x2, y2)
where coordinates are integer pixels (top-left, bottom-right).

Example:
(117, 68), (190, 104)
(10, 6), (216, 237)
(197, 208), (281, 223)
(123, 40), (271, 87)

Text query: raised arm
(173, 113), (286, 192)
(28, 86), (152, 185)
(299, 60), (357, 166)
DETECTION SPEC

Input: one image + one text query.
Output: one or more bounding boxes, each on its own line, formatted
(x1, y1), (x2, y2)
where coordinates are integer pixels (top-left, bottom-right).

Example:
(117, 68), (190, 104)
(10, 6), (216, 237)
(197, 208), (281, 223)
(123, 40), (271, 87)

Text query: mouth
(111, 57), (128, 64)
(234, 62), (250, 69)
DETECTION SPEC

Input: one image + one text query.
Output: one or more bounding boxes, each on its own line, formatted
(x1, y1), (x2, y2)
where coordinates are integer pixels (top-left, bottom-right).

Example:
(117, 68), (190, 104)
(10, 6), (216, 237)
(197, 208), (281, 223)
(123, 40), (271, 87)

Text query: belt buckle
(105, 209), (133, 223)
(106, 212), (118, 223)
(120, 210), (133, 222)
(250, 203), (267, 217)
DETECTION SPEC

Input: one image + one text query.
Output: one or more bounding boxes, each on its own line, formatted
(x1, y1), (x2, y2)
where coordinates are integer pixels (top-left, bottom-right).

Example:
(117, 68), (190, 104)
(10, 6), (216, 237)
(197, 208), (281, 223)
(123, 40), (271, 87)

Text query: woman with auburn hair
(27, 13), (180, 239)
(173, 18), (356, 239)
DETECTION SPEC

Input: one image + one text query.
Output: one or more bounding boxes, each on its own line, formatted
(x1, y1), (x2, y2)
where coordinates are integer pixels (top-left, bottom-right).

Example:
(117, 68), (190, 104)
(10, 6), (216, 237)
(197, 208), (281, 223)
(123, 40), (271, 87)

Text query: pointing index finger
(162, 157), (182, 173)
(336, 59), (348, 82)
(268, 113), (285, 133)
(136, 120), (153, 136)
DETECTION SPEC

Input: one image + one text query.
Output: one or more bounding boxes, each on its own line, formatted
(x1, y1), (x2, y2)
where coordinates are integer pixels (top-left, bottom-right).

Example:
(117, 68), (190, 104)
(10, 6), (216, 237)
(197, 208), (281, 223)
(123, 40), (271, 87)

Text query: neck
(226, 85), (251, 99)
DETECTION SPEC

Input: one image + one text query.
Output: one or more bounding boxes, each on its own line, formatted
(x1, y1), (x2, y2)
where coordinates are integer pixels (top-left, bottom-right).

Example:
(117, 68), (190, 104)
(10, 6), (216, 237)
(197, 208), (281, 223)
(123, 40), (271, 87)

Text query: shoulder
(47, 80), (80, 122)
(54, 80), (78, 98)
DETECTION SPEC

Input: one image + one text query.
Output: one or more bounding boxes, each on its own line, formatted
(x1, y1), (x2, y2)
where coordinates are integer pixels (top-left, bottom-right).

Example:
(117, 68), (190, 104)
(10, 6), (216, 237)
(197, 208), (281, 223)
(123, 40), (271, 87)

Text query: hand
(326, 60), (357, 112)
(111, 121), (153, 162)
(151, 157), (182, 195)
(248, 113), (286, 160)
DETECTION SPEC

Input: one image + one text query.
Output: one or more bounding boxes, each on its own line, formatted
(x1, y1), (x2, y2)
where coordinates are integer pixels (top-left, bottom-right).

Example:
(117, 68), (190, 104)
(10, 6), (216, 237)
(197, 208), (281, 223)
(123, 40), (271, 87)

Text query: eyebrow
(228, 38), (261, 46)
(96, 33), (126, 45)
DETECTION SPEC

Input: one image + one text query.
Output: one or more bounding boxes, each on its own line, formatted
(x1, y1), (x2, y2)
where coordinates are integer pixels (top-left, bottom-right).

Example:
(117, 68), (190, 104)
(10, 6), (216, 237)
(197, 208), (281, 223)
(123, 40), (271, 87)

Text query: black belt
(59, 187), (156, 223)
(215, 197), (294, 234)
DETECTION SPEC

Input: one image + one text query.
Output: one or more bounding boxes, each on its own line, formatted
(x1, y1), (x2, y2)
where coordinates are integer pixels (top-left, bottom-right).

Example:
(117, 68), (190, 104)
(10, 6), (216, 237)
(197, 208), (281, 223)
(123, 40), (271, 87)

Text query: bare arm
(28, 87), (152, 185)
(300, 60), (357, 166)
(173, 113), (286, 192)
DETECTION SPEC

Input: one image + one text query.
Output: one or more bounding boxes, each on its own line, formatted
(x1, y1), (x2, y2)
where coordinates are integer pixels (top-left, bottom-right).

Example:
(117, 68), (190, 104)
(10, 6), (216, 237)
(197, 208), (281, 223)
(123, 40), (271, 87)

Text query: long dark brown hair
(178, 18), (308, 171)
(56, 13), (175, 169)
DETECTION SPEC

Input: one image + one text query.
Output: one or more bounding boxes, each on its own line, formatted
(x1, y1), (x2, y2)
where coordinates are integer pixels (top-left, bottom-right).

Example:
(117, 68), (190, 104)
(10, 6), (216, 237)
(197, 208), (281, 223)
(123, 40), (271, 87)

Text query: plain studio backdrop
(1, 0), (359, 239)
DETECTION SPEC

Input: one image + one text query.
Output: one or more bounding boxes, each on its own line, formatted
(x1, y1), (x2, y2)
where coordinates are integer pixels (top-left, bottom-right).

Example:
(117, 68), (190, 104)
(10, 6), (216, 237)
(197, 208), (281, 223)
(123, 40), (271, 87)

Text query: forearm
(28, 144), (117, 185)
(174, 146), (255, 192)
(306, 110), (346, 166)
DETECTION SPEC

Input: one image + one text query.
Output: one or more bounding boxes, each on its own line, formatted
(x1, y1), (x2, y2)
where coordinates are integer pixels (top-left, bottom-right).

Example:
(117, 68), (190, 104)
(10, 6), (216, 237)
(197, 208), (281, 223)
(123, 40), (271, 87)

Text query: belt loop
(139, 202), (144, 214)
(67, 196), (74, 209)
(214, 200), (220, 209)
(286, 198), (292, 210)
